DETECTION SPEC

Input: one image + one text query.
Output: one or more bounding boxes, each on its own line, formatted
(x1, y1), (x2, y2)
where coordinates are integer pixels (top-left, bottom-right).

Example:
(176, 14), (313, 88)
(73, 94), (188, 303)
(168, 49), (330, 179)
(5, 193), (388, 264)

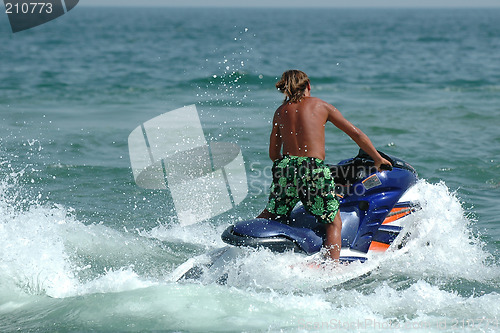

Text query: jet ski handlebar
(329, 150), (414, 186)
(380, 163), (393, 171)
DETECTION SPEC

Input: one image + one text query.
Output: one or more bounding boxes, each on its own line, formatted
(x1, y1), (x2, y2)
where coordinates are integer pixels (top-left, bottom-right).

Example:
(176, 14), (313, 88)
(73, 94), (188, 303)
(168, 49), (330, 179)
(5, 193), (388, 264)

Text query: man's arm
(326, 105), (391, 170)
(269, 111), (283, 161)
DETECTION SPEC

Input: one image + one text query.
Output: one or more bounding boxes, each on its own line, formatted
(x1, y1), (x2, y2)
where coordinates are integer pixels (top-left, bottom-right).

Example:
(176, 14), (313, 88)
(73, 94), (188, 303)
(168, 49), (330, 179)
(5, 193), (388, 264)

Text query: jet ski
(171, 150), (419, 283)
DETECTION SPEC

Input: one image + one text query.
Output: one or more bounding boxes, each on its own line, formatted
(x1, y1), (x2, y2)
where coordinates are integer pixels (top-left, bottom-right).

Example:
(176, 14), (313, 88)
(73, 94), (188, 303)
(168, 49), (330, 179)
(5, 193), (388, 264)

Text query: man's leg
(324, 211), (342, 261)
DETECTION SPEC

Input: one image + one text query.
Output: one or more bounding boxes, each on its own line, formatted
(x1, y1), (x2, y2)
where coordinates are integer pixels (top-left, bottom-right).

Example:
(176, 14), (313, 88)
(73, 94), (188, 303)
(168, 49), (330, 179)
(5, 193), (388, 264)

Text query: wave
(416, 36), (453, 43)
(187, 71), (346, 90)
(0, 167), (173, 300)
(186, 70), (273, 89)
(2, 164), (497, 296)
(0, 201), (160, 298)
(1, 145), (499, 332)
(181, 180), (499, 293)
(443, 78), (493, 89)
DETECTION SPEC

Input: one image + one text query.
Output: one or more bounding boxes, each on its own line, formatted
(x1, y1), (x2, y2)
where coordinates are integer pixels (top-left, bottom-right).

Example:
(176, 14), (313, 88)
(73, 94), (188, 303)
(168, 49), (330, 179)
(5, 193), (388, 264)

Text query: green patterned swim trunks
(265, 155), (339, 224)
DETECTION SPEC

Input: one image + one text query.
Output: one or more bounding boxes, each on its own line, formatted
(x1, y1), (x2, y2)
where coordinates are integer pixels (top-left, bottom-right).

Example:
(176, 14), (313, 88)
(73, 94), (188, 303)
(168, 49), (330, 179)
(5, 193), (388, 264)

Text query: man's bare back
(271, 96), (328, 160)
(259, 70), (391, 262)
(269, 83), (389, 169)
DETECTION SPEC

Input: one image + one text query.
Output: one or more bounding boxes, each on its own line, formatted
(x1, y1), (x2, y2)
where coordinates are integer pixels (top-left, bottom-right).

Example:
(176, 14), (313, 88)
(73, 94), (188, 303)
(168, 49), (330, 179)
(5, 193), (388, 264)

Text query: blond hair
(276, 70), (310, 103)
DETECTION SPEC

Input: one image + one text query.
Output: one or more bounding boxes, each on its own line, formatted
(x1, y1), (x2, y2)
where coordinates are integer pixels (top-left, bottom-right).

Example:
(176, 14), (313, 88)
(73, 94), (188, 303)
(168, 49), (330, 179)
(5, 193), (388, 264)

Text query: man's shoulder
(275, 103), (286, 114)
(305, 96), (327, 104)
(307, 97), (333, 110)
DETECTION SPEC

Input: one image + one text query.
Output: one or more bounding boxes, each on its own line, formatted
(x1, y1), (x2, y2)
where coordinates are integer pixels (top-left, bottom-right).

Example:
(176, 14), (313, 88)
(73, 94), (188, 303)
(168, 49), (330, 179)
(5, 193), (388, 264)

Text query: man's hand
(374, 157), (393, 172)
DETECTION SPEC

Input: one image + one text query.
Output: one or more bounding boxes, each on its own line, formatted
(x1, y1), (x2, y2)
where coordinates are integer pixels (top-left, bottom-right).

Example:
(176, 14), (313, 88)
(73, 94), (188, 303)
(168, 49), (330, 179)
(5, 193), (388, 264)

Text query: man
(257, 70), (392, 262)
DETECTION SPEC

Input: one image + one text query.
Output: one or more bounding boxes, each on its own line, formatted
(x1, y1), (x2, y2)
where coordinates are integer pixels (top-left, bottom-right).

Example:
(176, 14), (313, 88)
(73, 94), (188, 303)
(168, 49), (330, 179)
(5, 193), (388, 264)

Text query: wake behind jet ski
(171, 150), (419, 283)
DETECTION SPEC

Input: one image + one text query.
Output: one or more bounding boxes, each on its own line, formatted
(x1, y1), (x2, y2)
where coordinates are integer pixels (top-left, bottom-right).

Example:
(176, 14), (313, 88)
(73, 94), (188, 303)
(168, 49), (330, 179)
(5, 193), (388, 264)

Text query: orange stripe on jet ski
(369, 241), (390, 252)
(382, 207), (414, 224)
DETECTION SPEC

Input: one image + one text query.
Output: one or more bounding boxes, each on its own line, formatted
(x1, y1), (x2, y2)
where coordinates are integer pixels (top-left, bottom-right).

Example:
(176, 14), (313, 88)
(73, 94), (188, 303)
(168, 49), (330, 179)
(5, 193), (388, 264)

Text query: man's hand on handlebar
(375, 157), (393, 172)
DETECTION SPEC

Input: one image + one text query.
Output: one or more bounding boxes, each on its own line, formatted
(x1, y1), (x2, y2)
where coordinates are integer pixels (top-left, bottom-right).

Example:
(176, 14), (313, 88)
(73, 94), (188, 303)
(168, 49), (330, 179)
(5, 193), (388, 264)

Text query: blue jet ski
(171, 150), (419, 282)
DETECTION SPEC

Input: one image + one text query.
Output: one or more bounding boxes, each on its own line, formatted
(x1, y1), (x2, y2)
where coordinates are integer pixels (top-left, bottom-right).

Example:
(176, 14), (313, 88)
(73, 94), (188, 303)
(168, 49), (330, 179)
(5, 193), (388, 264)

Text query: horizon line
(77, 5), (500, 9)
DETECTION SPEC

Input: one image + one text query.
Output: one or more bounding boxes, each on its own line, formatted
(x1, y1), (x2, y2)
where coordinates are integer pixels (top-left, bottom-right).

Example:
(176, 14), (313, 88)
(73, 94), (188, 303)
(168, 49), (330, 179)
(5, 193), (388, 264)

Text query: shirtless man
(258, 70), (392, 262)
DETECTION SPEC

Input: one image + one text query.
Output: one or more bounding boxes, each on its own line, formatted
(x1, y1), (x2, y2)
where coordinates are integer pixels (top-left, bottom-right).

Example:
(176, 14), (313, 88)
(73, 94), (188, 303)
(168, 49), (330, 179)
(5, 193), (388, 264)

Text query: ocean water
(1, 7), (499, 332)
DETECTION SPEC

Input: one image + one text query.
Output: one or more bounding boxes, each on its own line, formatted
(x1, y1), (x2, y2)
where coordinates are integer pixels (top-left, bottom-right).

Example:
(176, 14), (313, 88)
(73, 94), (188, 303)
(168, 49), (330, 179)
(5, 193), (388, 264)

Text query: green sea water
(1, 7), (499, 332)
